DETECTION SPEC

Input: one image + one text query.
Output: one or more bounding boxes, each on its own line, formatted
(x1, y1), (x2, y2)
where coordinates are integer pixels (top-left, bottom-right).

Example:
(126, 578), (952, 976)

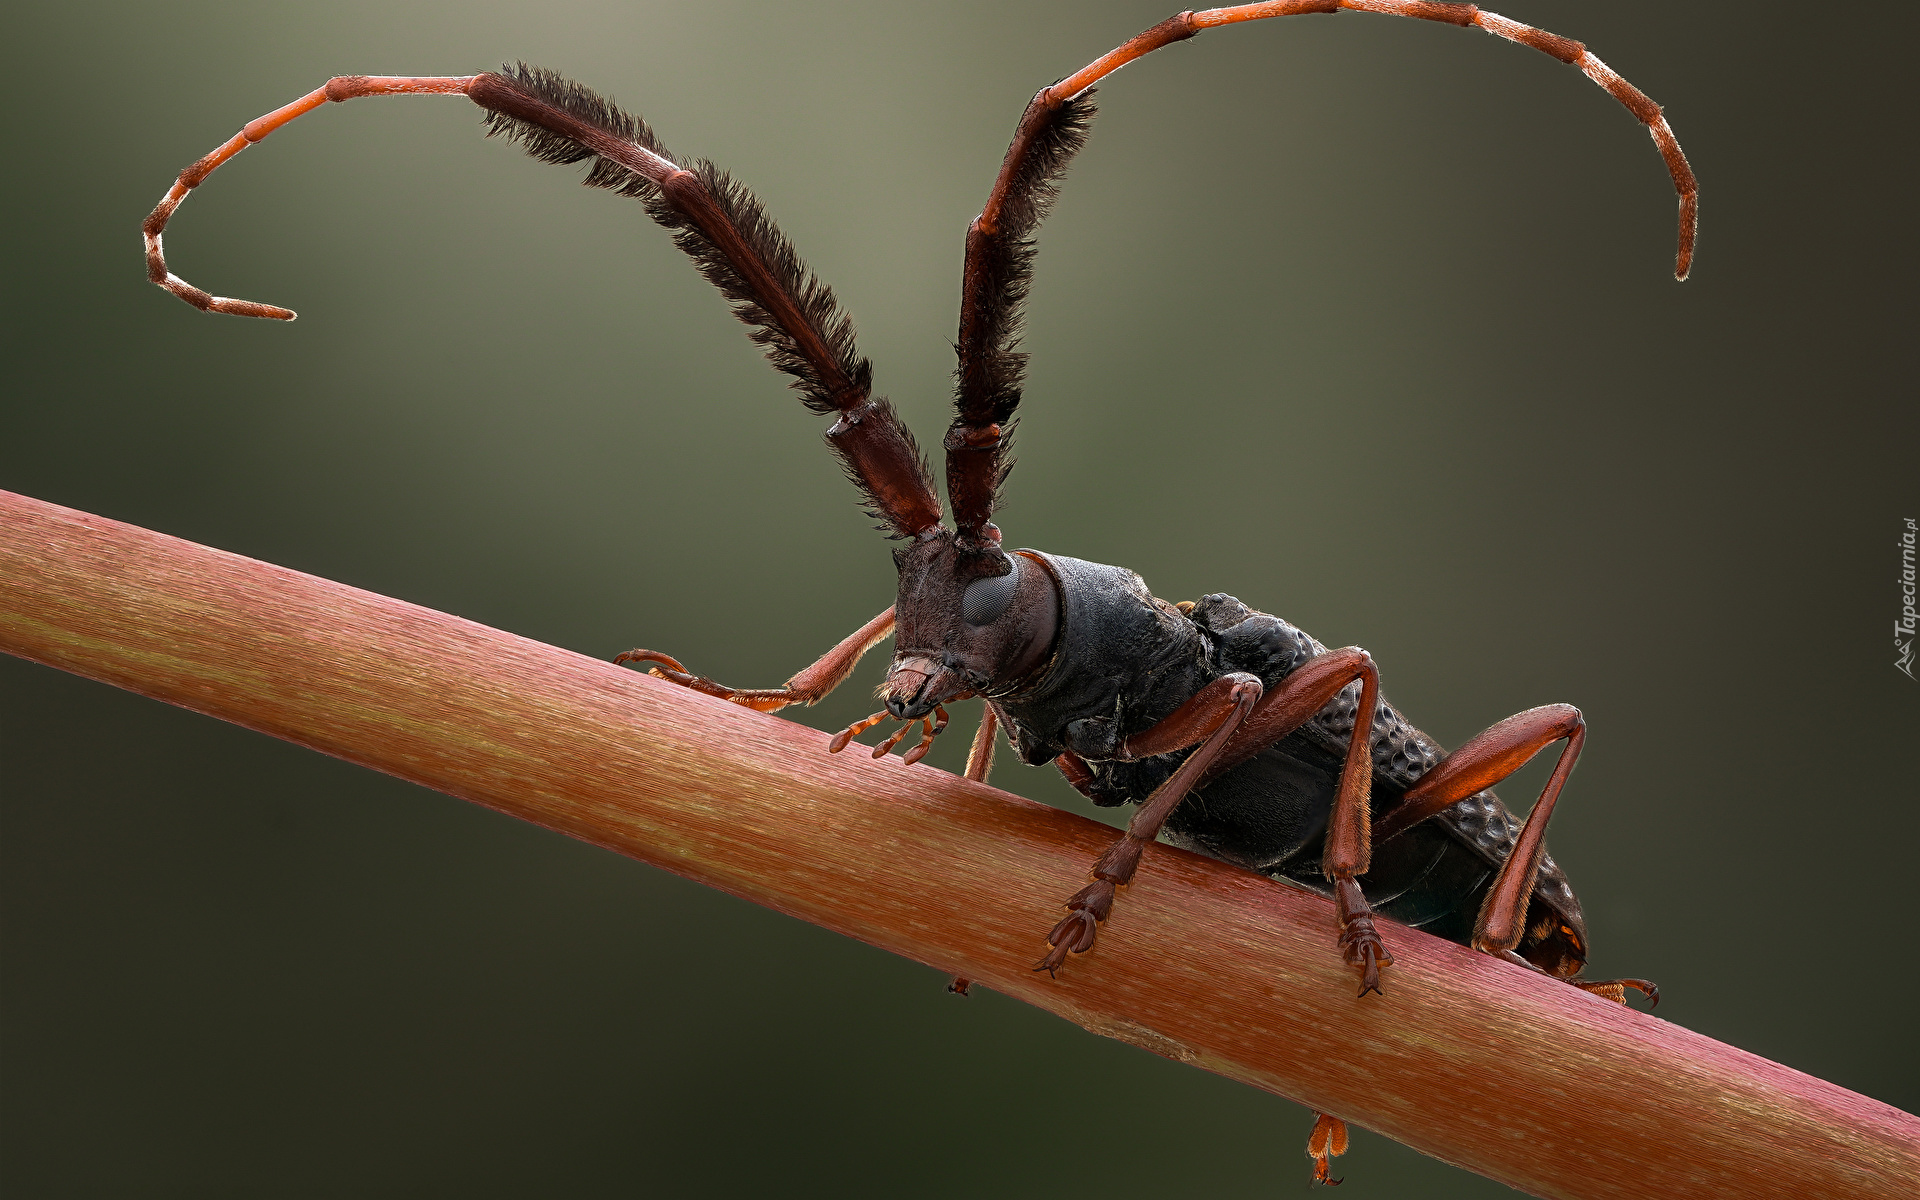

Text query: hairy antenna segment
(472, 67), (943, 537)
(475, 66), (874, 421)
(141, 66), (943, 540)
(947, 91), (1095, 542)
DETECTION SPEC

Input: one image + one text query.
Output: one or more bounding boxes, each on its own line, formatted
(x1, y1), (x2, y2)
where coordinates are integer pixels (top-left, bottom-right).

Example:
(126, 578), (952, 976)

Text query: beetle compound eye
(962, 560), (1021, 626)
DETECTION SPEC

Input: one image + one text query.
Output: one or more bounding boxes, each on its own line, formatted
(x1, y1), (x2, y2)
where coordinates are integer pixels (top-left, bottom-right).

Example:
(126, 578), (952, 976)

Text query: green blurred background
(3, 2), (1913, 1196)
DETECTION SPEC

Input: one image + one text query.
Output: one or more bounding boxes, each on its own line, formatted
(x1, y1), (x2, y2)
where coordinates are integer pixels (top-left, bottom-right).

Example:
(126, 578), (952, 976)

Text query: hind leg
(1372, 705), (1655, 1004)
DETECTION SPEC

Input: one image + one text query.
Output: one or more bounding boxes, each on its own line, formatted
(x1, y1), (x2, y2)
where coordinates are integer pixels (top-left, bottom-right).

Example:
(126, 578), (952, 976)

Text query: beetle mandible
(143, 2), (1695, 1183)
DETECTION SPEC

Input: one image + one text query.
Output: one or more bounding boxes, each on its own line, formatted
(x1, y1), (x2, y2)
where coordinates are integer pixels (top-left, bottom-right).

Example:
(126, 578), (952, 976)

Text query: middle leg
(1210, 648), (1391, 995)
(1307, 1112), (1349, 1186)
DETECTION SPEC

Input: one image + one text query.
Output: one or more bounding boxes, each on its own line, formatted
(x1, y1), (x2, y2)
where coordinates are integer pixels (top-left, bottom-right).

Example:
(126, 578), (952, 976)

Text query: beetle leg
(1307, 1112), (1349, 1186)
(1035, 674), (1262, 977)
(1053, 748), (1096, 797)
(1366, 705), (1651, 998)
(1334, 879), (1389, 999)
(963, 703), (1000, 784)
(1572, 978), (1659, 1007)
(1202, 648), (1391, 996)
(617, 606), (894, 714)
(1491, 950), (1659, 1009)
(1373, 705), (1582, 958)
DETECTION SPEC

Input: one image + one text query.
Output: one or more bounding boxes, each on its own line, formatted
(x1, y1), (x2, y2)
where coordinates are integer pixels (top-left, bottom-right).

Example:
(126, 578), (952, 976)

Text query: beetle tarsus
(1334, 877), (1392, 997)
(1035, 874), (1118, 976)
(1307, 1112), (1348, 1186)
(615, 649), (798, 712)
(1349, 940), (1387, 999)
(1036, 908), (1099, 976)
(1573, 977), (1659, 1008)
(613, 648), (687, 673)
(1067, 878), (1117, 921)
(1339, 917), (1391, 997)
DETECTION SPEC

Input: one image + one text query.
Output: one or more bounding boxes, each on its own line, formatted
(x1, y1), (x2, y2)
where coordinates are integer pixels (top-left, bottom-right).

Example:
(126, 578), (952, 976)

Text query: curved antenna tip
(218, 299), (298, 320)
(196, 292), (297, 319)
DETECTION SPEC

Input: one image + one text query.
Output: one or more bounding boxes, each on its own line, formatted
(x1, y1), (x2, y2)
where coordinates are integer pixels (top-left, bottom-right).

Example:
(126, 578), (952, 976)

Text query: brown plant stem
(1, 485), (1914, 1199)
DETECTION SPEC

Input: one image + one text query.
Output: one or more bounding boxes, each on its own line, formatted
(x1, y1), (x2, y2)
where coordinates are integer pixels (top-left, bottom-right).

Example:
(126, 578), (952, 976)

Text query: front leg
(616, 606), (893, 713)
(1036, 673), (1264, 976)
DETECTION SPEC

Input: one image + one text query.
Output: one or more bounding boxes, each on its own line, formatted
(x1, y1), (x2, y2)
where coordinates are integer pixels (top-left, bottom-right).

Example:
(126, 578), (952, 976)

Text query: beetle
(143, 1), (1695, 1183)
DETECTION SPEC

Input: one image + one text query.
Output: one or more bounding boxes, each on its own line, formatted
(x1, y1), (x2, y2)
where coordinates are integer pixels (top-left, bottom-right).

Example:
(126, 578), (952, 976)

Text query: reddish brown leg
(964, 703), (1000, 783)
(618, 607), (894, 714)
(1368, 705), (1655, 1001)
(1307, 1112), (1349, 1186)
(1209, 648), (1391, 995)
(1372, 705), (1582, 955)
(1571, 978), (1660, 1006)
(1036, 673), (1264, 976)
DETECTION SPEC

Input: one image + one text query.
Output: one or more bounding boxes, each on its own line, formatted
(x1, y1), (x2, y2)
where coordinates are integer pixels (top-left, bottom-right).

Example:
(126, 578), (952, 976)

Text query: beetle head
(880, 530), (1059, 720)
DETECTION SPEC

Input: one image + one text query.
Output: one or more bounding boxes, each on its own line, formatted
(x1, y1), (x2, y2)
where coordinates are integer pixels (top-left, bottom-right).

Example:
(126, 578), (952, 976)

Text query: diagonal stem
(0, 485), (1914, 1200)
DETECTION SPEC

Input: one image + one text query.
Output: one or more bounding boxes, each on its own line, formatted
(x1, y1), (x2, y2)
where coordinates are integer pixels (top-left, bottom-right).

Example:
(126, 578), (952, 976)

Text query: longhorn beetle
(144, 2), (1695, 1184)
